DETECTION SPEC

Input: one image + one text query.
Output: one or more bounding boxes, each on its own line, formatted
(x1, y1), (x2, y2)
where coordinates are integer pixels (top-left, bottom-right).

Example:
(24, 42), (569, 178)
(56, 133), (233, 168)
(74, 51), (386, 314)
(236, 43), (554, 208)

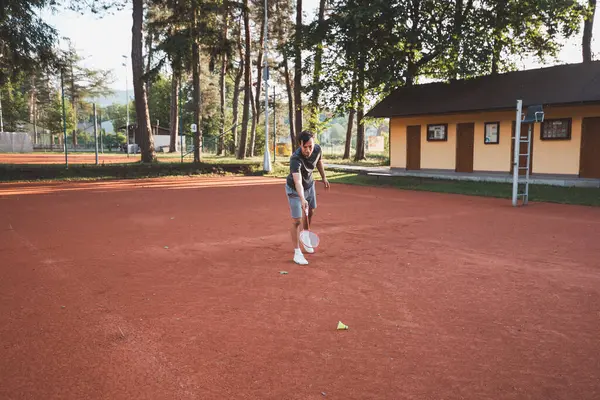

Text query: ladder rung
(518, 193), (528, 196)
(518, 167), (529, 170)
(519, 153), (530, 156)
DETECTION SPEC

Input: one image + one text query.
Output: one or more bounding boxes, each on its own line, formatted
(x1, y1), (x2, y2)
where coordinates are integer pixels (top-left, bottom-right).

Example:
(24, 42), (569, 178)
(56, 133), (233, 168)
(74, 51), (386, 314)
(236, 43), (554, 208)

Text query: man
(285, 130), (330, 265)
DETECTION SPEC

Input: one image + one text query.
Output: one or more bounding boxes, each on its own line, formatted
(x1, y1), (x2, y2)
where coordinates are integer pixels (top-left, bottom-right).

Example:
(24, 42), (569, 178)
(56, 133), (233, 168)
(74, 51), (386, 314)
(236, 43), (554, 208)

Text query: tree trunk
(169, 72), (179, 153)
(308, 0), (326, 131)
(405, 61), (416, 87)
(284, 53), (296, 146)
(145, 21), (154, 96)
(583, 0), (597, 63)
(218, 54), (227, 155)
(343, 72), (356, 159)
(191, 0), (202, 163)
(353, 55), (365, 162)
(449, 0), (472, 80)
(294, 0), (303, 136)
(343, 109), (355, 160)
(218, 5), (229, 156)
(252, 15), (265, 155)
(248, 86), (257, 157)
(33, 101), (38, 144)
(70, 64), (78, 147)
(132, 0), (156, 162)
(231, 69), (242, 154)
(230, 16), (243, 155)
(491, 0), (506, 75)
(28, 75), (36, 124)
(231, 70), (242, 156)
(237, 0), (251, 159)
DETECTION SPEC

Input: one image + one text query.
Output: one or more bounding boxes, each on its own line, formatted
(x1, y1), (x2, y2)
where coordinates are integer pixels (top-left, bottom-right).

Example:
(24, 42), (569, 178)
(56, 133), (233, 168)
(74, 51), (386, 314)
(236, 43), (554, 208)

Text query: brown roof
(366, 61), (600, 118)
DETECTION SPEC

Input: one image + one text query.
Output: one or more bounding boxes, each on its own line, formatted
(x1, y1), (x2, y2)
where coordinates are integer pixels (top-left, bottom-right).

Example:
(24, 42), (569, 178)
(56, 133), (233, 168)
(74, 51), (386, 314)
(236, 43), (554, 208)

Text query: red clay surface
(0, 153), (139, 164)
(1, 176), (600, 399)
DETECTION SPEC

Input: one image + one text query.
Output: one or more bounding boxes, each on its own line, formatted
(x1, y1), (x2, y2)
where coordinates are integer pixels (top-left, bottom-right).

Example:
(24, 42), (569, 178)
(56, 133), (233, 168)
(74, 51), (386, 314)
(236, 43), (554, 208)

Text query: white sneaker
(293, 251), (309, 265)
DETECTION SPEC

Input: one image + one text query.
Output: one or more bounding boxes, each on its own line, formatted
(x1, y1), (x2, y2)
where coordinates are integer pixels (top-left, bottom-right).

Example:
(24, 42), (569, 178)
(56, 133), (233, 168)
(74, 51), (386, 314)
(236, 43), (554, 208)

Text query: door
(580, 117), (600, 178)
(406, 125), (421, 170)
(511, 122), (534, 175)
(455, 123), (475, 173)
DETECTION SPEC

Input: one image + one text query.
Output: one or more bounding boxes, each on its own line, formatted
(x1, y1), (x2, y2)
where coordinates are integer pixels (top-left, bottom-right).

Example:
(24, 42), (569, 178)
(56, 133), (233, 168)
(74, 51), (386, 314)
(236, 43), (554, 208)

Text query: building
(118, 124), (186, 152)
(366, 62), (600, 180)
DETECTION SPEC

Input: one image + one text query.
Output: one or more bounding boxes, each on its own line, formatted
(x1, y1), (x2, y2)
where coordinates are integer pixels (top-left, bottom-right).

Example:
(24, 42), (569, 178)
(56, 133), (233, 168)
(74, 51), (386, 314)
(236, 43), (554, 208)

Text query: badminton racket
(299, 206), (320, 250)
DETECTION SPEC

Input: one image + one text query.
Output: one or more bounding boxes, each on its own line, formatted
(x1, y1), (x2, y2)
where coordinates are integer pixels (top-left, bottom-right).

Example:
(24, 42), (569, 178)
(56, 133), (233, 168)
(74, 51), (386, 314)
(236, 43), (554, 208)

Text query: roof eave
(365, 100), (600, 119)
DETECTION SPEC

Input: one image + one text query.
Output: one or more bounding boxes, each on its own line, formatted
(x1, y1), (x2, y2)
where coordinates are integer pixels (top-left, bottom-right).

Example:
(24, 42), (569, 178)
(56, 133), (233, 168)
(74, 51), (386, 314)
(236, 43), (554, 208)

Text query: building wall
(389, 104), (600, 175)
(389, 118), (406, 168)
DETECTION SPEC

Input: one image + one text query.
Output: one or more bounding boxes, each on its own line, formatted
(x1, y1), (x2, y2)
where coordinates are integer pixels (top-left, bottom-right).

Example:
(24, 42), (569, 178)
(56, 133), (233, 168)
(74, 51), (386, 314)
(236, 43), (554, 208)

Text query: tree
(132, 0), (156, 162)
(42, 91), (76, 138)
(583, 0), (596, 62)
(272, 0), (296, 146)
(307, 0), (327, 131)
(343, 73), (356, 159)
(61, 43), (114, 146)
(0, 75), (29, 132)
(65, 0), (155, 161)
(293, 0), (303, 136)
(237, 0), (252, 159)
(105, 102), (136, 132)
(0, 0), (59, 84)
(146, 74), (172, 129)
(230, 13), (244, 155)
(427, 0), (585, 79)
(217, 0), (229, 155)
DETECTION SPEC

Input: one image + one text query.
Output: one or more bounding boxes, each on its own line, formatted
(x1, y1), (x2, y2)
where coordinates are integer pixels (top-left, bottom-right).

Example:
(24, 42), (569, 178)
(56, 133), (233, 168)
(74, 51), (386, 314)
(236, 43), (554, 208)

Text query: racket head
(299, 230), (320, 249)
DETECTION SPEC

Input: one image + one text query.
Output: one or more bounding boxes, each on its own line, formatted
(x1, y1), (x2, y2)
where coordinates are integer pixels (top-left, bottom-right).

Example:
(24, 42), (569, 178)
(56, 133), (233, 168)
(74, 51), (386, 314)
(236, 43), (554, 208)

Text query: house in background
(366, 62), (600, 182)
(118, 124), (186, 152)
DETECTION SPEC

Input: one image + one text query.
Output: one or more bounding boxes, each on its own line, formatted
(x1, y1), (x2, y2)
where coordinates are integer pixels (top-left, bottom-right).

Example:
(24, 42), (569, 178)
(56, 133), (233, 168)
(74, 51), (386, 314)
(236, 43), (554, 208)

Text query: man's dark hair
(298, 130), (314, 144)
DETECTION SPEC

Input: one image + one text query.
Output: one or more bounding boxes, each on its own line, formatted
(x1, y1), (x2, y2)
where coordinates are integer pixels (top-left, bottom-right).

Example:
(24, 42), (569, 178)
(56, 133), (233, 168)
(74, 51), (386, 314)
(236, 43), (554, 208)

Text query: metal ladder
(512, 100), (544, 207)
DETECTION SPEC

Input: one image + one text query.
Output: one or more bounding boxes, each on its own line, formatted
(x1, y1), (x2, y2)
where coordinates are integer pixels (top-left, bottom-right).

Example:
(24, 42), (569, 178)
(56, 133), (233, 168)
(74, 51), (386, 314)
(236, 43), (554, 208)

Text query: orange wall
(389, 118), (405, 168)
(389, 104), (600, 174)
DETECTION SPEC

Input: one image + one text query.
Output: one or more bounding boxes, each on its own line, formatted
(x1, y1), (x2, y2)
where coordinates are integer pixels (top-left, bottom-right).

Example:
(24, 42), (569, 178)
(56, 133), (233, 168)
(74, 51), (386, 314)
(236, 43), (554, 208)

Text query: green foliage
(41, 92), (76, 134)
(104, 132), (127, 149)
(0, 0), (59, 84)
(59, 43), (114, 122)
(147, 74), (172, 128)
(311, 0), (586, 117)
(425, 0), (586, 80)
(104, 102), (136, 131)
(0, 76), (29, 131)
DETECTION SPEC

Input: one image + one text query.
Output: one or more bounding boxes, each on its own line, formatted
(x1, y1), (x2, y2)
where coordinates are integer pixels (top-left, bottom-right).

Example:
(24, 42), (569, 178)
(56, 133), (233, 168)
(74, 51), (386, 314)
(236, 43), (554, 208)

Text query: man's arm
(317, 159), (330, 188)
(290, 157), (308, 210)
(292, 173), (308, 211)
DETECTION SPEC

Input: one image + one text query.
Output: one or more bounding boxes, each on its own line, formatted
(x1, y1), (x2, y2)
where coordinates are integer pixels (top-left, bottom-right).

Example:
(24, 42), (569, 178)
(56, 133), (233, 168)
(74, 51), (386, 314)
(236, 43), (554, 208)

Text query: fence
(0, 132), (34, 152)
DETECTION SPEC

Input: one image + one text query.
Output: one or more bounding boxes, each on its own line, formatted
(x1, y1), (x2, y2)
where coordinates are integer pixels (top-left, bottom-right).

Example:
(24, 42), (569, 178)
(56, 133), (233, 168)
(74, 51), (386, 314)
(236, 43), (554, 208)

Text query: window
(427, 124), (448, 141)
(541, 118), (571, 140)
(484, 122), (500, 144)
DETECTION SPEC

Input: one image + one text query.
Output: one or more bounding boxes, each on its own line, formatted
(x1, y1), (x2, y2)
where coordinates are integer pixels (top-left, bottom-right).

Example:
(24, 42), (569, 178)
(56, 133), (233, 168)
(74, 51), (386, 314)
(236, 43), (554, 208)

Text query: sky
(40, 2), (600, 94)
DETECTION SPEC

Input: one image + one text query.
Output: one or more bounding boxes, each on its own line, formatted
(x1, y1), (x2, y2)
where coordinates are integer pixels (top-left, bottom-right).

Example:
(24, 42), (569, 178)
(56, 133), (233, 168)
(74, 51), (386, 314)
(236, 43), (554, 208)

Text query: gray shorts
(285, 184), (317, 219)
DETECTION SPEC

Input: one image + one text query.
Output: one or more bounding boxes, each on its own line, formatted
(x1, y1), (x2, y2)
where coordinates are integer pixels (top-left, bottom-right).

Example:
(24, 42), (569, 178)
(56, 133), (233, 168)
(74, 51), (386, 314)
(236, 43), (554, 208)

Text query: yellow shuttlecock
(337, 321), (349, 330)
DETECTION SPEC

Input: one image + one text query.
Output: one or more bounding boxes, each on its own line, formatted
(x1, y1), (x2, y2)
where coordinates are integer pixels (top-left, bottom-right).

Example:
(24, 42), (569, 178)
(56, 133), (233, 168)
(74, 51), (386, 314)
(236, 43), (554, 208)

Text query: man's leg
(302, 185), (317, 254)
(291, 217), (301, 248)
(286, 185), (308, 265)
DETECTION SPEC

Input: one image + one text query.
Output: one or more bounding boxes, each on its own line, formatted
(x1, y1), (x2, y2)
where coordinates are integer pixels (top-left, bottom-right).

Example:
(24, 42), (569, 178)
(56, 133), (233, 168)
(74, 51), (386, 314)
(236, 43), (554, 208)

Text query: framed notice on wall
(427, 124), (448, 141)
(484, 122), (500, 144)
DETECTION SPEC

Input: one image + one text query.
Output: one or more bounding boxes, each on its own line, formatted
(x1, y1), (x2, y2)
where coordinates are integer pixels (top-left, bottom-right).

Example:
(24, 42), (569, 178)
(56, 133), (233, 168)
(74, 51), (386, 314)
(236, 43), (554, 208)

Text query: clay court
(1, 176), (599, 399)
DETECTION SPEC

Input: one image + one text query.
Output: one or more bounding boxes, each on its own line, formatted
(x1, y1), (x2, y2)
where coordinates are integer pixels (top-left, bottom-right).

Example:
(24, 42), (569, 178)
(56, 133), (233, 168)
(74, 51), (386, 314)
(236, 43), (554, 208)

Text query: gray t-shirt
(286, 144), (322, 190)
